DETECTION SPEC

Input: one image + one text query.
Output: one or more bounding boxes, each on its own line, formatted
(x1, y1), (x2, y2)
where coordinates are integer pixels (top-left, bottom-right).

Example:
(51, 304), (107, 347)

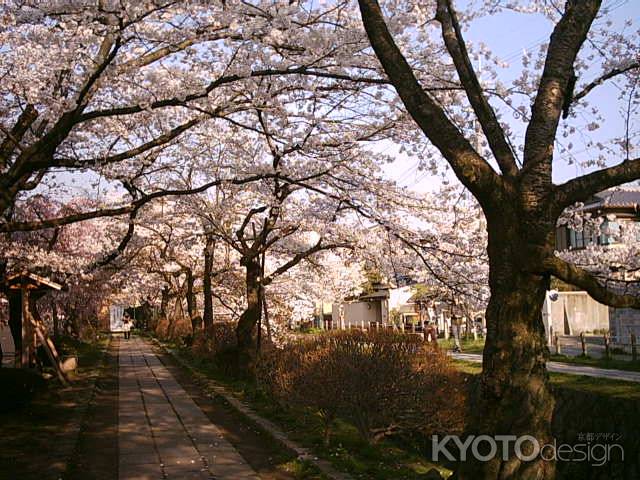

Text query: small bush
(191, 322), (238, 357)
(258, 335), (344, 444)
(190, 322), (251, 377)
(258, 330), (466, 444)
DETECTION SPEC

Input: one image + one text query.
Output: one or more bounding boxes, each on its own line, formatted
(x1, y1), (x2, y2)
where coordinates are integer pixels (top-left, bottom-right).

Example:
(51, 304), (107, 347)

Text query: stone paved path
(118, 337), (260, 480)
(452, 352), (640, 383)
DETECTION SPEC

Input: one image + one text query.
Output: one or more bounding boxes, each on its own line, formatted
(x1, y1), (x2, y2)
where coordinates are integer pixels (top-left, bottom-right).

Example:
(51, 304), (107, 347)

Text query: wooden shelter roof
(3, 271), (62, 291)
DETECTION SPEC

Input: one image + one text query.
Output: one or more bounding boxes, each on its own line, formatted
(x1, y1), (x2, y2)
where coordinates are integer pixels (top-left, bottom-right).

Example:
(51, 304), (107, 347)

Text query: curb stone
(152, 339), (354, 480)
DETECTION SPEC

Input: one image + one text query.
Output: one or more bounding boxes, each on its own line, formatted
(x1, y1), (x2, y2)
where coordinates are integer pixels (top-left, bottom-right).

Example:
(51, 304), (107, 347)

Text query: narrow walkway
(118, 337), (260, 480)
(452, 352), (640, 383)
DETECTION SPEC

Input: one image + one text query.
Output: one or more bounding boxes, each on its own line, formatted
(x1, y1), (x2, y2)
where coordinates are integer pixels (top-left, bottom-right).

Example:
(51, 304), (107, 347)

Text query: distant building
(555, 187), (640, 250)
(553, 187), (640, 344)
(315, 282), (483, 338)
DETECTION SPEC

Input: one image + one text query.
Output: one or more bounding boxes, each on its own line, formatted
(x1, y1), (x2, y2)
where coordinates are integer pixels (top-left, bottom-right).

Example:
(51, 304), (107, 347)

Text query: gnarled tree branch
(553, 156), (640, 211)
(522, 0), (601, 177)
(436, 0), (518, 177)
(544, 255), (640, 308)
(358, 0), (502, 202)
(0, 173), (278, 233)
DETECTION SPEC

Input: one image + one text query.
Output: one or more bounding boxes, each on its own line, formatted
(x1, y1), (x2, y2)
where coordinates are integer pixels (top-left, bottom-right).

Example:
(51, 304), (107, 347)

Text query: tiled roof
(584, 187), (640, 210)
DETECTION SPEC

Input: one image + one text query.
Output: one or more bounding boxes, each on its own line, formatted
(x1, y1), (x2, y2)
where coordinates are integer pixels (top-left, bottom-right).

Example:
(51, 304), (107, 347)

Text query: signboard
(109, 305), (125, 332)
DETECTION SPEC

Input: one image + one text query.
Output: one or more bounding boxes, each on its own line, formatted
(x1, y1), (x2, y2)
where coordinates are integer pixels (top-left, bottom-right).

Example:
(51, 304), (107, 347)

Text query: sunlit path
(118, 337), (260, 480)
(452, 352), (640, 383)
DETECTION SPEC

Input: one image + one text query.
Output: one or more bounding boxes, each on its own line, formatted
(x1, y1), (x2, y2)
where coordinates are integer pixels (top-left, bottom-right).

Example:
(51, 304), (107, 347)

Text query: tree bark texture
(203, 236), (215, 332)
(455, 208), (556, 479)
(236, 256), (263, 366)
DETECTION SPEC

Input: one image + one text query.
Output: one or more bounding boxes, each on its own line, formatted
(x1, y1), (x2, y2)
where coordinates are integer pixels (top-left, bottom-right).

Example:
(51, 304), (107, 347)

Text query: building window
(569, 229), (585, 249)
(598, 220), (619, 246)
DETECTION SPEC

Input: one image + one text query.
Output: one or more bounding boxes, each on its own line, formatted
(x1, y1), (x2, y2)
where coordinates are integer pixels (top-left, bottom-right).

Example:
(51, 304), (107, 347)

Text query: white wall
(332, 301), (383, 328)
(389, 286), (413, 310)
(549, 292), (609, 335)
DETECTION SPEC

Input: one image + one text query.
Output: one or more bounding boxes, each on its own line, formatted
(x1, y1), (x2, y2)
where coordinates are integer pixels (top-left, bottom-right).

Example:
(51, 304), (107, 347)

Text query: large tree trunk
(456, 213), (555, 480)
(202, 236), (215, 332)
(185, 268), (196, 319)
(160, 285), (170, 319)
(236, 256), (263, 366)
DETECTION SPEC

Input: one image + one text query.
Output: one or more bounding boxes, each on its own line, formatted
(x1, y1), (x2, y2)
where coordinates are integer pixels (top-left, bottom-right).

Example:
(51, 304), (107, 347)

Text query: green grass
(548, 371), (640, 400)
(451, 359), (640, 400)
(549, 353), (640, 373)
(157, 338), (451, 480)
(278, 458), (330, 480)
(443, 337), (486, 354)
(449, 337), (640, 374)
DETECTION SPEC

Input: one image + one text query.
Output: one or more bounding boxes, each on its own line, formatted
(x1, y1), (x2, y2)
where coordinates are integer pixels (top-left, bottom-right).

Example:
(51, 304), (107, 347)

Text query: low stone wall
(610, 307), (640, 345)
(552, 386), (639, 479)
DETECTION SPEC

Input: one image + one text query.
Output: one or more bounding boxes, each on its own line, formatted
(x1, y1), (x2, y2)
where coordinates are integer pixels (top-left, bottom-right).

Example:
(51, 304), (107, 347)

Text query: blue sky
(382, 0), (640, 192)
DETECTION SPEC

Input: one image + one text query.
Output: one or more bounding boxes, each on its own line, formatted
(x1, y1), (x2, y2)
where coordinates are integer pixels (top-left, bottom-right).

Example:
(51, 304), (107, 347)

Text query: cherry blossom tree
(0, 0), (395, 241)
(356, 0), (639, 478)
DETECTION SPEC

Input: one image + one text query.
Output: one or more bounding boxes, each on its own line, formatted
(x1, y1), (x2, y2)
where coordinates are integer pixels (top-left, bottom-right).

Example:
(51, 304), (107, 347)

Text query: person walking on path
(122, 312), (132, 340)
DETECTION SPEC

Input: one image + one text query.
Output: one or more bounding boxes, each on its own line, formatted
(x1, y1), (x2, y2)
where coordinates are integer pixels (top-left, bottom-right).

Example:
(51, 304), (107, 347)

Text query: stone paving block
(119, 405), (145, 415)
(172, 402), (210, 422)
(163, 465), (211, 479)
(144, 405), (175, 419)
(118, 463), (164, 480)
(208, 462), (261, 479)
(152, 434), (192, 450)
(148, 420), (184, 434)
(156, 441), (198, 458)
(119, 435), (155, 450)
(118, 338), (259, 479)
(119, 450), (160, 466)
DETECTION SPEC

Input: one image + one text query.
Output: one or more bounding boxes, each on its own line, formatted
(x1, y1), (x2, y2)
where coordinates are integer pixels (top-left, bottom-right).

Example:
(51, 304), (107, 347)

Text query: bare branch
(553, 156), (640, 210)
(263, 240), (351, 285)
(357, 0), (501, 201)
(572, 62), (640, 105)
(436, 0), (518, 177)
(78, 66), (388, 123)
(0, 105), (39, 165)
(87, 206), (139, 271)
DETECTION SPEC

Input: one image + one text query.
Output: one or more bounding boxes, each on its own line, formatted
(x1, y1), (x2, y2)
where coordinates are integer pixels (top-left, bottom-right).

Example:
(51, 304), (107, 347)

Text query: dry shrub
(154, 316), (171, 339)
(258, 330), (466, 444)
(258, 335), (343, 444)
(167, 315), (192, 338)
(191, 322), (238, 357)
(154, 315), (192, 340)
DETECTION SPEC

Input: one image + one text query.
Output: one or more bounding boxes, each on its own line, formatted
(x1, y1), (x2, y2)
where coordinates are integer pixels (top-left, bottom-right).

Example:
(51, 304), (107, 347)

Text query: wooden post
(21, 286), (31, 368)
(443, 313), (449, 340)
(553, 334), (560, 355)
(631, 332), (637, 362)
(604, 332), (611, 360)
(580, 332), (587, 357)
(32, 319), (69, 386)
